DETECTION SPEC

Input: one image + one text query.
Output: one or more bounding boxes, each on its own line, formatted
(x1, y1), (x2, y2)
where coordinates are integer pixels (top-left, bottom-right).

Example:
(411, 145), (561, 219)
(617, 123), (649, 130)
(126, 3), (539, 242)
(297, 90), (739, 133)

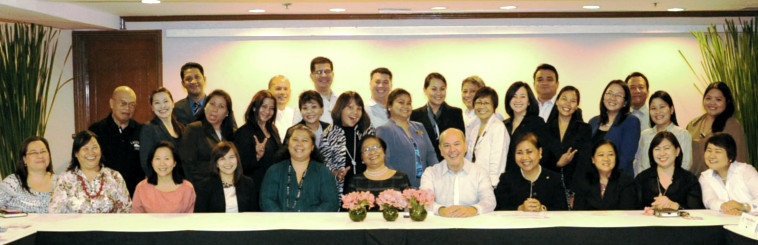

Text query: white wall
(47, 17), (724, 171)
(45, 30), (75, 173)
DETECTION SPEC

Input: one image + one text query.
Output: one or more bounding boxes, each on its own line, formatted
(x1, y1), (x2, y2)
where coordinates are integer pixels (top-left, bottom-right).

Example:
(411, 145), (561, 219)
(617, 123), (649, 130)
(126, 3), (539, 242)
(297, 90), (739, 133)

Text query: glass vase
(382, 207), (399, 221)
(409, 206), (427, 221)
(349, 207), (367, 222)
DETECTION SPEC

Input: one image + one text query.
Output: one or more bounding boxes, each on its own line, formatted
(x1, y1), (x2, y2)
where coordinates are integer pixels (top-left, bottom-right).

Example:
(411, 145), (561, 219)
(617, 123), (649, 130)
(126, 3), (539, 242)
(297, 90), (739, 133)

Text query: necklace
(285, 163), (307, 211)
(656, 175), (672, 197)
(77, 175), (104, 198)
(344, 128), (358, 175)
(365, 166), (390, 179)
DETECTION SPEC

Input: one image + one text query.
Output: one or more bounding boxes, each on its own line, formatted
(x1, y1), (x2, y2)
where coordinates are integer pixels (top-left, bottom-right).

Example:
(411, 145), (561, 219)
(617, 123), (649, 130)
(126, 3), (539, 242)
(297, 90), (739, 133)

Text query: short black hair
(370, 67), (392, 80)
(648, 131), (683, 169)
(67, 130), (104, 172)
(423, 72), (446, 89)
(587, 139), (623, 184)
(180, 62), (204, 79)
(145, 141), (185, 185)
(705, 133), (738, 163)
(310, 56), (333, 73)
(386, 88), (411, 117)
(504, 81), (539, 118)
(298, 90), (324, 109)
(624, 72), (649, 90)
(532, 63), (559, 82)
(473, 86), (499, 111)
(209, 141), (244, 185)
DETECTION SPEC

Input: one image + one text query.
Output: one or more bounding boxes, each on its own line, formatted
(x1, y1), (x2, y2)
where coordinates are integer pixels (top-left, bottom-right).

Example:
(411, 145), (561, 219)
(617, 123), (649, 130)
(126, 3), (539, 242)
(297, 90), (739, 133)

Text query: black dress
(573, 170), (637, 210)
(495, 167), (568, 211)
(233, 123), (281, 194)
(194, 175), (259, 212)
(634, 167), (704, 209)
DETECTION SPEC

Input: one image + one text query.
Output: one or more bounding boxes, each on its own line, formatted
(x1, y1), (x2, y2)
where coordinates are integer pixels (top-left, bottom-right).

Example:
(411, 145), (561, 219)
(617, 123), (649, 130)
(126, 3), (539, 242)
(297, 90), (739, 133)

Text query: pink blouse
(131, 180), (196, 213)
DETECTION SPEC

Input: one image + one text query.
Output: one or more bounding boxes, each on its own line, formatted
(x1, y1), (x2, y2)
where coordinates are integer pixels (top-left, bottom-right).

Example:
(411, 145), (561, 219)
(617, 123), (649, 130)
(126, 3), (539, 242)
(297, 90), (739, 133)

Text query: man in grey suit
(173, 62), (207, 125)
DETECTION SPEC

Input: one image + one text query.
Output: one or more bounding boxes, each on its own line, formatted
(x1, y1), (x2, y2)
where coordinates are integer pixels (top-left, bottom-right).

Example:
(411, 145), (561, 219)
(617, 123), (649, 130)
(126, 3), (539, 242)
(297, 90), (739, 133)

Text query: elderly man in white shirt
(366, 67), (392, 128)
(420, 128), (496, 217)
(269, 75), (295, 142)
(533, 64), (559, 122)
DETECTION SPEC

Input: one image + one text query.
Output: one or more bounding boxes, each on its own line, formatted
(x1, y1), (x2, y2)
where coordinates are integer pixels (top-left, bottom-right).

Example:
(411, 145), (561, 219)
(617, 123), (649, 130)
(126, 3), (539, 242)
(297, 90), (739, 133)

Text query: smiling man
(88, 86), (143, 197)
(533, 64), (559, 122)
(366, 67), (393, 127)
(625, 72), (651, 132)
(173, 62), (207, 125)
(294, 56), (339, 124)
(420, 128), (496, 218)
(269, 75), (294, 142)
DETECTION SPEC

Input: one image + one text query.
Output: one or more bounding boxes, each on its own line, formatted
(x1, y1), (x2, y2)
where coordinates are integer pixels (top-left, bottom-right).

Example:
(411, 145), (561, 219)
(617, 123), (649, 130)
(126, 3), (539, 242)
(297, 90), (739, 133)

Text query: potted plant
(376, 189), (407, 221)
(341, 191), (375, 222)
(402, 189), (434, 221)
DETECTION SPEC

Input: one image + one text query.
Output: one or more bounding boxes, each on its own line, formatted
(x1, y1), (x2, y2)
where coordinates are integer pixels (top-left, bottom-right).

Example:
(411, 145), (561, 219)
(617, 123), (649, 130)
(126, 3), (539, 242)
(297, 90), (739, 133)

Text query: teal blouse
(260, 160), (339, 212)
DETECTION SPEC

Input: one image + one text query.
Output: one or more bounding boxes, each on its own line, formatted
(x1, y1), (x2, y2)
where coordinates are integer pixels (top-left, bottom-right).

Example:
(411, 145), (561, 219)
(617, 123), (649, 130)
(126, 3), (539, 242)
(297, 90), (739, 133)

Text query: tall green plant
(0, 23), (72, 177)
(680, 17), (758, 167)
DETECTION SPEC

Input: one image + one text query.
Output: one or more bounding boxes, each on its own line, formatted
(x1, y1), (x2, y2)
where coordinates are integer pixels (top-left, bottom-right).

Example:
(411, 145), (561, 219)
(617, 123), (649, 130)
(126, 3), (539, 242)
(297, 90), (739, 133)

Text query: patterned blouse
(0, 174), (58, 213)
(320, 124), (375, 195)
(48, 167), (132, 213)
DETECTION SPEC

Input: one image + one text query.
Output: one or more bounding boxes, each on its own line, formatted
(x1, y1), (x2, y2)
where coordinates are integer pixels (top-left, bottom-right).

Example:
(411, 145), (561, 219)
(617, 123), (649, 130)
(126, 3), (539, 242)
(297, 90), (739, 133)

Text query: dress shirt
(419, 159), (496, 215)
(699, 162), (758, 214)
(275, 107), (295, 143)
(634, 123), (692, 175)
(631, 105), (651, 133)
(537, 94), (557, 122)
(293, 90), (338, 124)
(465, 115), (509, 186)
(366, 98), (390, 128)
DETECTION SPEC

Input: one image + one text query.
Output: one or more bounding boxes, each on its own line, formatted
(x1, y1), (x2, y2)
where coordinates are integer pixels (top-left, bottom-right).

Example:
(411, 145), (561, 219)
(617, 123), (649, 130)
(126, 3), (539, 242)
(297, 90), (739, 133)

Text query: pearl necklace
(364, 166), (390, 179)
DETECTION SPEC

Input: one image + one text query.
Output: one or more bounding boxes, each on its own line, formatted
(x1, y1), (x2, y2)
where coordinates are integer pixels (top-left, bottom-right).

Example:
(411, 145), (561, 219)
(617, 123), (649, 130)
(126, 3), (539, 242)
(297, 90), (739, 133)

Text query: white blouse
(699, 162), (758, 214)
(223, 186), (239, 213)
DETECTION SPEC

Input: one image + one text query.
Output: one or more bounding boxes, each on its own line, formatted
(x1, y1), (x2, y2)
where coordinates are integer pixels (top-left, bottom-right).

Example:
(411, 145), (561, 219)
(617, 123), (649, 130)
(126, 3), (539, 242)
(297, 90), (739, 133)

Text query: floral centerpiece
(402, 189), (435, 221)
(341, 191), (375, 222)
(376, 189), (407, 221)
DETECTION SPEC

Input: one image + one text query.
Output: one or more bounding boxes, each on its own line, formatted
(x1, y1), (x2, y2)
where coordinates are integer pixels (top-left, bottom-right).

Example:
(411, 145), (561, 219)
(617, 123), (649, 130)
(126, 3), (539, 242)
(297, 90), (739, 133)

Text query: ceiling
(2, 0), (757, 29)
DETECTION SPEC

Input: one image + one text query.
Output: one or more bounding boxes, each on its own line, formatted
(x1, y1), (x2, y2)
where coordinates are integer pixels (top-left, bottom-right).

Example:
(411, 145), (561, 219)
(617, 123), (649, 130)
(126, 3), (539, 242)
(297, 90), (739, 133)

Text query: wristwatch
(743, 203), (750, 212)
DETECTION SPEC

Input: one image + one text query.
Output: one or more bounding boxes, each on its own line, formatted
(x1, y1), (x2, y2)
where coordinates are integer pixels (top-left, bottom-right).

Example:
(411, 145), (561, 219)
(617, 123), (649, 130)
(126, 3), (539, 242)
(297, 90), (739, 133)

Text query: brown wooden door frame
(73, 30), (162, 133)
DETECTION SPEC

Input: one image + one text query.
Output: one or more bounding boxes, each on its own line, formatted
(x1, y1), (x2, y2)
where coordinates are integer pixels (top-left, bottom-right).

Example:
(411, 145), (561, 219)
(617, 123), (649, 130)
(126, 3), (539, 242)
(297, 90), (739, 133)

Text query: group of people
(0, 57), (755, 218)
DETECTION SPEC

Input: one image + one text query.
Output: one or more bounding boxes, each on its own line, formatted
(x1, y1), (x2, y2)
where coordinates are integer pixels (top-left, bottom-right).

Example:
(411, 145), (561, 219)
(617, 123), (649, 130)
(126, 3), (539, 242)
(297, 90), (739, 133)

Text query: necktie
(192, 102), (200, 115)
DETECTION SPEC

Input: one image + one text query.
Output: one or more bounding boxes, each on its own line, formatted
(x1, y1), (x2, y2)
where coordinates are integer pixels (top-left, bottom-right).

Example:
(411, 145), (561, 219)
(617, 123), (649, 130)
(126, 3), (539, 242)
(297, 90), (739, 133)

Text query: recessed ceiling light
(248, 9), (266, 13)
(431, 6), (447, 10)
(141, 0), (160, 4)
(329, 8), (346, 12)
(667, 7), (685, 12)
(583, 5), (600, 9)
(500, 6), (517, 10)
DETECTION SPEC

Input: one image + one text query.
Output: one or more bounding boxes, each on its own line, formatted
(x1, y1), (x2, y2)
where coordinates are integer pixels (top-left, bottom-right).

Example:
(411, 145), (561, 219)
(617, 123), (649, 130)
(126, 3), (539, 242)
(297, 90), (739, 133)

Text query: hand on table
(720, 200), (747, 215)
(519, 198), (544, 212)
(651, 194), (680, 210)
(439, 205), (477, 218)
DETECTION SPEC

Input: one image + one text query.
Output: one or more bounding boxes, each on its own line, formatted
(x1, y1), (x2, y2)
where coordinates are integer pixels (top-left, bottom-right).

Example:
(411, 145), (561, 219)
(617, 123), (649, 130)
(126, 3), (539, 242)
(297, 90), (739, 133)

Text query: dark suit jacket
(88, 113), (143, 197)
(179, 120), (234, 183)
(634, 167), (704, 209)
(589, 113), (641, 176)
(233, 123), (282, 194)
(173, 97), (197, 126)
(409, 102), (465, 161)
(139, 117), (184, 175)
(573, 170), (637, 210)
(504, 115), (560, 173)
(547, 118), (592, 190)
(194, 175), (259, 212)
(495, 167), (568, 211)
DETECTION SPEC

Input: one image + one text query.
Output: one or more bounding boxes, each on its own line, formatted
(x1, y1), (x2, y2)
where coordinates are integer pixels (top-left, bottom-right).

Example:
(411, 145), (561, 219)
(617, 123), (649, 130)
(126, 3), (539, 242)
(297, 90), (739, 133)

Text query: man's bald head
(269, 75), (291, 109)
(439, 128), (466, 169)
(110, 86), (137, 126)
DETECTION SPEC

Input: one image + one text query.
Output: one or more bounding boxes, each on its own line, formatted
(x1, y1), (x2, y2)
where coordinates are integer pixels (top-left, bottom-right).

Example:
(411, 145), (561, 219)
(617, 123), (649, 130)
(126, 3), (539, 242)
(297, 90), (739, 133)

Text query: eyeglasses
(362, 145), (382, 153)
(312, 70), (332, 75)
(474, 101), (492, 106)
(26, 150), (48, 157)
(604, 92), (625, 100)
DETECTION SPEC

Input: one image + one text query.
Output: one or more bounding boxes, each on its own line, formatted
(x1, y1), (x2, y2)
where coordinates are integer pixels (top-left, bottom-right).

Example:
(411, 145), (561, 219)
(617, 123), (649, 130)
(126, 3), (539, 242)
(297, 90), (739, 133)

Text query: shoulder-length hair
(149, 87), (184, 135)
(504, 81), (539, 119)
(195, 89), (237, 132)
(15, 136), (54, 194)
(586, 139), (622, 184)
(145, 141), (185, 185)
(331, 91), (371, 132)
(244, 90), (279, 139)
(647, 131), (683, 169)
(209, 141), (244, 186)
(599, 80), (632, 126)
(546, 86), (583, 124)
(648, 90), (679, 128)
(275, 124), (325, 163)
(703, 82), (735, 132)
(67, 130), (105, 172)
(386, 88), (411, 118)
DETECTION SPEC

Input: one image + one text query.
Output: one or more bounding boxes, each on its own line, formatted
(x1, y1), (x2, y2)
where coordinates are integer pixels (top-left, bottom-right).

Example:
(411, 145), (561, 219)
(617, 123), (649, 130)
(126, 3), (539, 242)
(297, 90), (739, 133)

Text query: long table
(0, 210), (748, 245)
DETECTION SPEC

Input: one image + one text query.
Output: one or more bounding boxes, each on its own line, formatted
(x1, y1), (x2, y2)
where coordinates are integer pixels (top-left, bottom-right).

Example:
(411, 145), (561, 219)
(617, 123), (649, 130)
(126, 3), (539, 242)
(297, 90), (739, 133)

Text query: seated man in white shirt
(420, 128), (496, 217)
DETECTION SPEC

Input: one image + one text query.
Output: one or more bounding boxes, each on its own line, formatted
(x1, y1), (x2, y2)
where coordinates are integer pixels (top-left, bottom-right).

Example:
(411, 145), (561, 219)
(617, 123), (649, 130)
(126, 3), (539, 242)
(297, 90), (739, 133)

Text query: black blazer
(573, 170), (637, 210)
(233, 123), (281, 193)
(194, 175), (259, 212)
(139, 117), (184, 174)
(173, 97), (196, 126)
(634, 167), (704, 209)
(179, 120), (234, 183)
(504, 115), (560, 173)
(409, 102), (465, 161)
(546, 118), (592, 190)
(495, 167), (568, 211)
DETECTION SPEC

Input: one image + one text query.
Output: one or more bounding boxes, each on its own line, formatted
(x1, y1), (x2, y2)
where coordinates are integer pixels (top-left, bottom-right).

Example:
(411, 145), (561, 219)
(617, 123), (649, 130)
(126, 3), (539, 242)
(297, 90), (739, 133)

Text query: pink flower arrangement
(376, 189), (407, 210)
(341, 191), (375, 211)
(402, 189), (435, 209)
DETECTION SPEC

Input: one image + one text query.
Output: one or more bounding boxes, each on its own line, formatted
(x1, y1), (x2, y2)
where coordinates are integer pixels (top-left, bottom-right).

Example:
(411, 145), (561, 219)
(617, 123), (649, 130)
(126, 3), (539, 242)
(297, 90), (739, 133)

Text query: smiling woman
(139, 87), (185, 175)
(131, 141), (195, 213)
(234, 90), (282, 196)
